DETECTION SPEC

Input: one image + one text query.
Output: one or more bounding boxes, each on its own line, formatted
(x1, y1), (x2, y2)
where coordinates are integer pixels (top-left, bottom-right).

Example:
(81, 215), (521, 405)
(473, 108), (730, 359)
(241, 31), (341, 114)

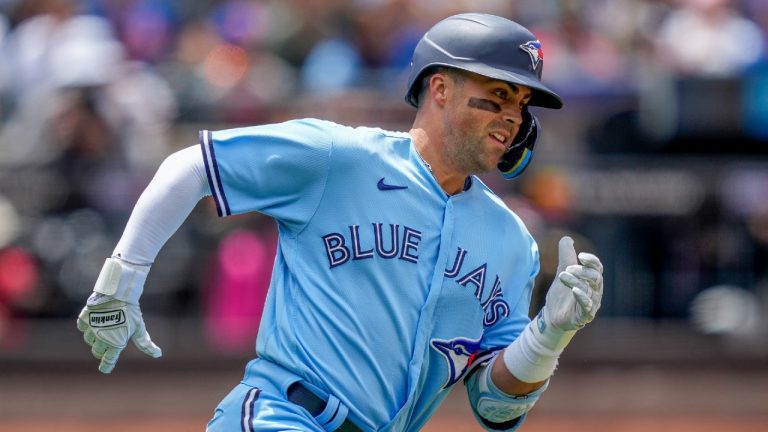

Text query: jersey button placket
(395, 200), (455, 428)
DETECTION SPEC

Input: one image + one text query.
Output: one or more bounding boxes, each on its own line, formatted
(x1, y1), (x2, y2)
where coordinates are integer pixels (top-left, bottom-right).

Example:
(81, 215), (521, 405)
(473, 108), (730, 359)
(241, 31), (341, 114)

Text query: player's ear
(429, 73), (449, 106)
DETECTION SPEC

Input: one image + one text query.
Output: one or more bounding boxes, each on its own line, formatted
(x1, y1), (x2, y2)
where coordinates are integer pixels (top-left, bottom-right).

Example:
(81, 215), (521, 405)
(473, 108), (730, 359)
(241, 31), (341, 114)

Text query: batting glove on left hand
(529, 236), (604, 357)
(502, 236), (603, 383)
(76, 257), (161, 373)
(543, 236), (604, 337)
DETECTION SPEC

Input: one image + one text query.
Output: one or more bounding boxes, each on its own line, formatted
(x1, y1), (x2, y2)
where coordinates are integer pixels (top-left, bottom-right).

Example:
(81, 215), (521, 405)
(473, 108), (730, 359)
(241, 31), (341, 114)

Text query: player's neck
(409, 126), (468, 196)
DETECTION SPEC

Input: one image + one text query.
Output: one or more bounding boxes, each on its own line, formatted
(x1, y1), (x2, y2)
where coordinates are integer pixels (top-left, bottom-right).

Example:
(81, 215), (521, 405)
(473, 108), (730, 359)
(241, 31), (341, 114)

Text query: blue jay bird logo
(519, 40), (544, 70)
(431, 337), (482, 388)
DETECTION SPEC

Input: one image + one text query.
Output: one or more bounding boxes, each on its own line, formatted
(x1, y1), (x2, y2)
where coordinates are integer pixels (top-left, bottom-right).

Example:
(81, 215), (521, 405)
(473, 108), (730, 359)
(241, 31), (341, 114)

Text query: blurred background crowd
(0, 0), (767, 366)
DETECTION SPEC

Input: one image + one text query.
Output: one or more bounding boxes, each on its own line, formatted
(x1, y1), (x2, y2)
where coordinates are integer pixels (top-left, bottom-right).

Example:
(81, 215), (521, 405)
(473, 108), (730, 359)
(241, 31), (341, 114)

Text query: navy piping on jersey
(199, 130), (217, 214)
(200, 130), (231, 216)
(241, 387), (261, 432)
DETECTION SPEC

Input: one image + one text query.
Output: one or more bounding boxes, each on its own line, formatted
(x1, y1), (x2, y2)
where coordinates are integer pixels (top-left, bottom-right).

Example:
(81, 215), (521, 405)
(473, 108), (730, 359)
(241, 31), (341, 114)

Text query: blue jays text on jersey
(322, 224), (511, 328)
(199, 118), (539, 432)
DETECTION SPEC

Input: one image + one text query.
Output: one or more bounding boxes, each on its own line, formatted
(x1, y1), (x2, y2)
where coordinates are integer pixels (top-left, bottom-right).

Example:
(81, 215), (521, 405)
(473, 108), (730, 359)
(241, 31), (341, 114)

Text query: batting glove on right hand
(76, 257), (161, 373)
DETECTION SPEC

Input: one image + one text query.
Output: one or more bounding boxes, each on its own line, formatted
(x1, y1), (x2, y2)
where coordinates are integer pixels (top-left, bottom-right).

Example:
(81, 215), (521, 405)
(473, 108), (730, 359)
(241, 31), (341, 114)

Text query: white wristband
(502, 309), (577, 383)
(530, 308), (577, 353)
(93, 257), (149, 305)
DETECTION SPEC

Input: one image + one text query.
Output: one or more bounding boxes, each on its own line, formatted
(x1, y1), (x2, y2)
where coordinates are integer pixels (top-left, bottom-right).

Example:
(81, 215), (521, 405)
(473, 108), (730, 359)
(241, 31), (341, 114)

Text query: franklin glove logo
(89, 310), (126, 327)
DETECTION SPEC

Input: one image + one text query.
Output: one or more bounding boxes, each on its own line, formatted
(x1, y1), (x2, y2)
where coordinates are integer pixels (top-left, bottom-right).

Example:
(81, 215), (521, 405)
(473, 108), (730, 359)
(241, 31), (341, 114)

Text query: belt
(287, 382), (363, 432)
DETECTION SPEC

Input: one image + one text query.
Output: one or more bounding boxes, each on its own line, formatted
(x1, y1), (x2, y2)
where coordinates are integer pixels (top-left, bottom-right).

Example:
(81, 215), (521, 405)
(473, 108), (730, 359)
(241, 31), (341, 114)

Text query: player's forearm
(113, 145), (211, 264)
(490, 352), (546, 395)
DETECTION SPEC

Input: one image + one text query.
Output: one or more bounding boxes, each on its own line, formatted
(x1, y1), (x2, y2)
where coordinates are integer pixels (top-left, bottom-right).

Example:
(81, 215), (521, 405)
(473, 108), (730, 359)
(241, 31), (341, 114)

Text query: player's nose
(501, 106), (523, 129)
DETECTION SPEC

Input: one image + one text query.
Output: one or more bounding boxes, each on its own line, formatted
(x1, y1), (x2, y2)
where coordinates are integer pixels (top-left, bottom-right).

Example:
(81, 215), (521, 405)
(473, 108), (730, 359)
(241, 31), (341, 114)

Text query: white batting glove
(503, 236), (603, 383)
(76, 257), (161, 373)
(537, 236), (604, 350)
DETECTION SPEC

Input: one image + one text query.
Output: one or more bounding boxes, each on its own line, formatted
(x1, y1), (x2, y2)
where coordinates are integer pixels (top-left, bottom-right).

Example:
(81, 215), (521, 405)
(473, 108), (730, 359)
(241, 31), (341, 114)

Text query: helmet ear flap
(497, 108), (539, 179)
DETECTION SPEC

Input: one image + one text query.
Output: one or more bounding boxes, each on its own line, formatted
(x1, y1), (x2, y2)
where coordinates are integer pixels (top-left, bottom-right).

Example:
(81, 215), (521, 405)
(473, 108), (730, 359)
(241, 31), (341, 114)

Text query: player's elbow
(465, 357), (548, 432)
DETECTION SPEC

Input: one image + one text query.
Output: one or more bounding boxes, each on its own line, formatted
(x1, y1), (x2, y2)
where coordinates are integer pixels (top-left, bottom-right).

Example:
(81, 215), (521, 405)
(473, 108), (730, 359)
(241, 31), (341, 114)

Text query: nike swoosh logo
(377, 178), (408, 191)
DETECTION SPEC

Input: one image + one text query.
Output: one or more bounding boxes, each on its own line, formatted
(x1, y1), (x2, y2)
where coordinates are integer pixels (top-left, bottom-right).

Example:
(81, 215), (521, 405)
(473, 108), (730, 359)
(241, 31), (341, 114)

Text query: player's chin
(472, 157), (499, 175)
(485, 150), (506, 171)
(466, 147), (502, 174)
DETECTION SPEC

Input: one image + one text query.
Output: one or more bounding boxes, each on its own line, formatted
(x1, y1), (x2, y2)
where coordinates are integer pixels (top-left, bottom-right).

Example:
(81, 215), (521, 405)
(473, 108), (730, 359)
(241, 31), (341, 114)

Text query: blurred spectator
(1, 0), (81, 103)
(301, 36), (361, 93)
(0, 3), (178, 324)
(87, 0), (178, 64)
(529, 3), (631, 95)
(655, 0), (765, 77)
(0, 7), (176, 172)
(0, 11), (9, 109)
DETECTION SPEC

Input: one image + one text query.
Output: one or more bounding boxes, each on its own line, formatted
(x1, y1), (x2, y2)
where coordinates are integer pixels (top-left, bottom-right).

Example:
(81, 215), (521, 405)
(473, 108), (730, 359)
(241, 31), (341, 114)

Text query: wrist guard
(93, 256), (149, 305)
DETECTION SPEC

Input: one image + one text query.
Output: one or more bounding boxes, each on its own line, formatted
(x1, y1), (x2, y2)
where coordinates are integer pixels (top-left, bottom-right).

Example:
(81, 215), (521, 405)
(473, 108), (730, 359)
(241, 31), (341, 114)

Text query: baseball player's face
(443, 73), (531, 175)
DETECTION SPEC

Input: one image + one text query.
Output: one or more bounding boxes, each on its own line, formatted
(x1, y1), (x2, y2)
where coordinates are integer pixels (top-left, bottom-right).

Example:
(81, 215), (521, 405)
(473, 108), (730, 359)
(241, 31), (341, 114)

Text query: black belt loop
(286, 382), (363, 432)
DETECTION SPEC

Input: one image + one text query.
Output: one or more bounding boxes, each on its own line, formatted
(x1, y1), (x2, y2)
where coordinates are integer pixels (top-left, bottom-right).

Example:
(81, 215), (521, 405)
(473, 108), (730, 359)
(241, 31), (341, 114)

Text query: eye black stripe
(468, 97), (501, 113)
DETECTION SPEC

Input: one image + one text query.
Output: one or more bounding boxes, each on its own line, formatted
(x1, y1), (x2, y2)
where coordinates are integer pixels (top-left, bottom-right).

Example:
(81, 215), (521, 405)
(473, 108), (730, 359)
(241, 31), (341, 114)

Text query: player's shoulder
(469, 177), (511, 211)
(306, 120), (410, 160)
(287, 119), (408, 146)
(470, 177), (532, 232)
(315, 120), (408, 143)
(210, 117), (337, 144)
(354, 125), (411, 140)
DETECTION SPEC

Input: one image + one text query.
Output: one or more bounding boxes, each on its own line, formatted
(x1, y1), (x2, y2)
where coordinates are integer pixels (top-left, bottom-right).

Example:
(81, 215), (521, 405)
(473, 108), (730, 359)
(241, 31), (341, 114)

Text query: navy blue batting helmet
(405, 13), (563, 109)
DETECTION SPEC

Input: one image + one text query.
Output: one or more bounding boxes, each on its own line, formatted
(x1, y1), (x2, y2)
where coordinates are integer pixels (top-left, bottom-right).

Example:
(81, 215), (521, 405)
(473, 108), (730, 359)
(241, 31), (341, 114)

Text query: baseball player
(77, 13), (603, 432)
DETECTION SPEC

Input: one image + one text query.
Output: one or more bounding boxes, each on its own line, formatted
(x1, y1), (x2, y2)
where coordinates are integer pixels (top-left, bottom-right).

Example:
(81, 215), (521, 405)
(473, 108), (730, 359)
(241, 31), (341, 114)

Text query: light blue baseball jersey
(199, 118), (539, 431)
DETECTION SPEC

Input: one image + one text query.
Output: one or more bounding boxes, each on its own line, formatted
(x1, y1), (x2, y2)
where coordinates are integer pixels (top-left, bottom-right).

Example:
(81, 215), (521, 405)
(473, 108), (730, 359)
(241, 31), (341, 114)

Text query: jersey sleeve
(199, 118), (332, 232)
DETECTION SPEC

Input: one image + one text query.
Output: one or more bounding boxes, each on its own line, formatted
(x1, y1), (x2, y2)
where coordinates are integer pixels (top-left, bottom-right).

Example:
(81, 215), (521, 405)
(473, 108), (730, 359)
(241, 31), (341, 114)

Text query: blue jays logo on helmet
(431, 337), (482, 389)
(519, 40), (544, 71)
